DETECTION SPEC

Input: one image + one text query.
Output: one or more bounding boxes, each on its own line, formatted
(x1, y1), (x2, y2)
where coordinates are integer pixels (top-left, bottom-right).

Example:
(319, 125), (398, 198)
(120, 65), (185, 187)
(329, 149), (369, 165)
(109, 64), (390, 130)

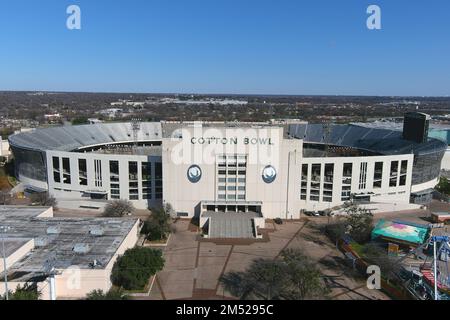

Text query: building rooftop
(288, 123), (447, 156)
(8, 121), (447, 157)
(0, 206), (138, 282)
(8, 122), (162, 152)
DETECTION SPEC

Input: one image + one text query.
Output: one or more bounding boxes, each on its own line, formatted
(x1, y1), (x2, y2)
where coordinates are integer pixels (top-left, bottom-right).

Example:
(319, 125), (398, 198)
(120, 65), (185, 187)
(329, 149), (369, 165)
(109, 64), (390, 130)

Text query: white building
(7, 116), (447, 238)
(0, 206), (139, 300)
(0, 136), (10, 158)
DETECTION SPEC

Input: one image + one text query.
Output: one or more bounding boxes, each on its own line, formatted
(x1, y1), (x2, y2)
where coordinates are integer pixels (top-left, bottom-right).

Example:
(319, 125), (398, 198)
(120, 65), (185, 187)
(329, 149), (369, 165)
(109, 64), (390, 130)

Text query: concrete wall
(0, 239), (34, 274)
(162, 124), (419, 218)
(300, 154), (414, 211)
(0, 138), (10, 157)
(442, 148), (450, 171)
(36, 206), (54, 218)
(162, 126), (303, 219)
(46, 150), (162, 210)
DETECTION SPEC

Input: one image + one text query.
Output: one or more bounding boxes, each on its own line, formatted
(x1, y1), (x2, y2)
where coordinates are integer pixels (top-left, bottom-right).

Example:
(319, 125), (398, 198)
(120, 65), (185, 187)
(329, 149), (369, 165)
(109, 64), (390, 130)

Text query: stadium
(8, 113), (447, 238)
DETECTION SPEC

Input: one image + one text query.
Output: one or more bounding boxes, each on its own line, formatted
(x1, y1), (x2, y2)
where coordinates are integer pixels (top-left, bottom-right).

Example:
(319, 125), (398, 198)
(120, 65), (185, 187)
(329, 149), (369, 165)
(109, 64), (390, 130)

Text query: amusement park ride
(401, 235), (450, 300)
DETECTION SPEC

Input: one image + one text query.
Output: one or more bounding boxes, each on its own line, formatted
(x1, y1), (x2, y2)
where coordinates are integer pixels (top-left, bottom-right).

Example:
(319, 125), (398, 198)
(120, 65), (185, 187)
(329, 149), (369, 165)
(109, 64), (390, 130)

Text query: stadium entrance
(199, 201), (265, 239)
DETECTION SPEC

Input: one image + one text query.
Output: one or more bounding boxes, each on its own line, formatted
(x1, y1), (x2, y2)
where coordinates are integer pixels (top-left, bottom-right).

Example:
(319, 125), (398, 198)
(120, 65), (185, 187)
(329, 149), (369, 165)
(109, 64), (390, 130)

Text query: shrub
(273, 218), (283, 225)
(345, 205), (374, 244)
(30, 192), (57, 208)
(111, 247), (164, 290)
(141, 220), (167, 241)
(103, 200), (134, 217)
(436, 177), (450, 195)
(140, 207), (171, 241)
(0, 284), (41, 300)
(86, 288), (129, 300)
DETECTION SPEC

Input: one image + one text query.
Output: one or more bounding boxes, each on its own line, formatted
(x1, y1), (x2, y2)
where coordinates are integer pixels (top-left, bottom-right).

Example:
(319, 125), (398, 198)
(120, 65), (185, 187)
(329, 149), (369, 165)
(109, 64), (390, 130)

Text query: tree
(103, 200), (134, 217)
(71, 117), (89, 125)
(325, 219), (348, 246)
(111, 247), (164, 290)
(281, 249), (329, 300)
(141, 219), (167, 241)
(86, 288), (129, 300)
(30, 192), (57, 208)
(220, 249), (328, 300)
(345, 205), (374, 244)
(0, 190), (9, 205)
(217, 271), (255, 300)
(1, 284), (41, 300)
(141, 206), (171, 241)
(220, 259), (287, 300)
(436, 177), (450, 195)
(362, 243), (402, 283)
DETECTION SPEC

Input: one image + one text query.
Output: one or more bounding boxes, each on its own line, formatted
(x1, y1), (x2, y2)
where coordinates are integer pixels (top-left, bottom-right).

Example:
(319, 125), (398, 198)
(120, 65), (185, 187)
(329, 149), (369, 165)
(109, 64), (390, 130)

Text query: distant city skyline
(1, 0), (450, 96)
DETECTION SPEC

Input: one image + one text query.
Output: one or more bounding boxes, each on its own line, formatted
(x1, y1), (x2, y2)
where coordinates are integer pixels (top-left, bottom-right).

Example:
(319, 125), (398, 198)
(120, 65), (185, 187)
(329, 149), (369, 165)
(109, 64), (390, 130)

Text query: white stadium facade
(8, 113), (447, 238)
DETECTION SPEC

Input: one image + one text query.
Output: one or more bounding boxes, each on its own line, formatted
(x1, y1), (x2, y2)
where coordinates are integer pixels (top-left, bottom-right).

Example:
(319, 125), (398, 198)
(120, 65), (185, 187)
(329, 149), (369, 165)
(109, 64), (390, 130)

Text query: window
(109, 161), (120, 199)
(311, 164), (321, 182)
(155, 162), (162, 179)
(78, 159), (87, 186)
(155, 162), (163, 199)
(128, 161), (138, 181)
(216, 155), (247, 201)
(52, 156), (60, 183)
(401, 160), (408, 174)
(300, 164), (308, 200)
(128, 161), (139, 199)
(62, 158), (71, 184)
(359, 162), (367, 190)
(343, 163), (352, 177)
(141, 162), (152, 200)
(142, 162), (151, 181)
(94, 159), (102, 187)
(110, 161), (119, 181)
(399, 160), (408, 186)
(373, 162), (383, 189)
(390, 161), (399, 187)
(129, 182), (138, 188)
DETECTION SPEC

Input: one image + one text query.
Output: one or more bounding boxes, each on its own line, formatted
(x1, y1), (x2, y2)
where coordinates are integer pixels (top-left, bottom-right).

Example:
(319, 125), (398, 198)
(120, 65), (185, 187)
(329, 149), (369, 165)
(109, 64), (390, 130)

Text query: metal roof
(0, 206), (138, 281)
(288, 123), (447, 156)
(8, 121), (447, 157)
(8, 122), (162, 152)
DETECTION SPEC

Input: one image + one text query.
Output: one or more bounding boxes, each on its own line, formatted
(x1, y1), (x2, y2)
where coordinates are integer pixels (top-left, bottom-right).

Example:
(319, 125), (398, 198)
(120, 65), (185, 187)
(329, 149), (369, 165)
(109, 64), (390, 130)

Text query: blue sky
(0, 0), (449, 96)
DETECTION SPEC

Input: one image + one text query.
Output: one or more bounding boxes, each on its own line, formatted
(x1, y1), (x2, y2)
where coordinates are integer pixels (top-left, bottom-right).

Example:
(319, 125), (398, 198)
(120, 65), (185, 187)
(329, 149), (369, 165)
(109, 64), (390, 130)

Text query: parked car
(305, 211), (320, 217)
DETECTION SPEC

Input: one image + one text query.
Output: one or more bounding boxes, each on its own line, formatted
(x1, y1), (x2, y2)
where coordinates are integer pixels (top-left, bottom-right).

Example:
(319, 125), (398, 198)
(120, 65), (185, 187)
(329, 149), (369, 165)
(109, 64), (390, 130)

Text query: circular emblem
(187, 165), (202, 183)
(262, 165), (277, 183)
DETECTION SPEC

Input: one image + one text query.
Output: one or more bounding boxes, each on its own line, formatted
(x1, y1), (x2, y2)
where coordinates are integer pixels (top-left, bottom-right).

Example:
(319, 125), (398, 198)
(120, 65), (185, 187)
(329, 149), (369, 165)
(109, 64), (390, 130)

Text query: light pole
(434, 239), (438, 301)
(1, 226), (12, 300)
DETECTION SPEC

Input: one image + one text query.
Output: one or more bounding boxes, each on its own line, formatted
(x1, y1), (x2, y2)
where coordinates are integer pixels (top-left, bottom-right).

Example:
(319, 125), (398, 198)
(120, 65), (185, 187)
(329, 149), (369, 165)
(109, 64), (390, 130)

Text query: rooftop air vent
(46, 226), (60, 235)
(89, 259), (102, 268)
(34, 236), (50, 247)
(90, 227), (104, 236)
(73, 243), (91, 254)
